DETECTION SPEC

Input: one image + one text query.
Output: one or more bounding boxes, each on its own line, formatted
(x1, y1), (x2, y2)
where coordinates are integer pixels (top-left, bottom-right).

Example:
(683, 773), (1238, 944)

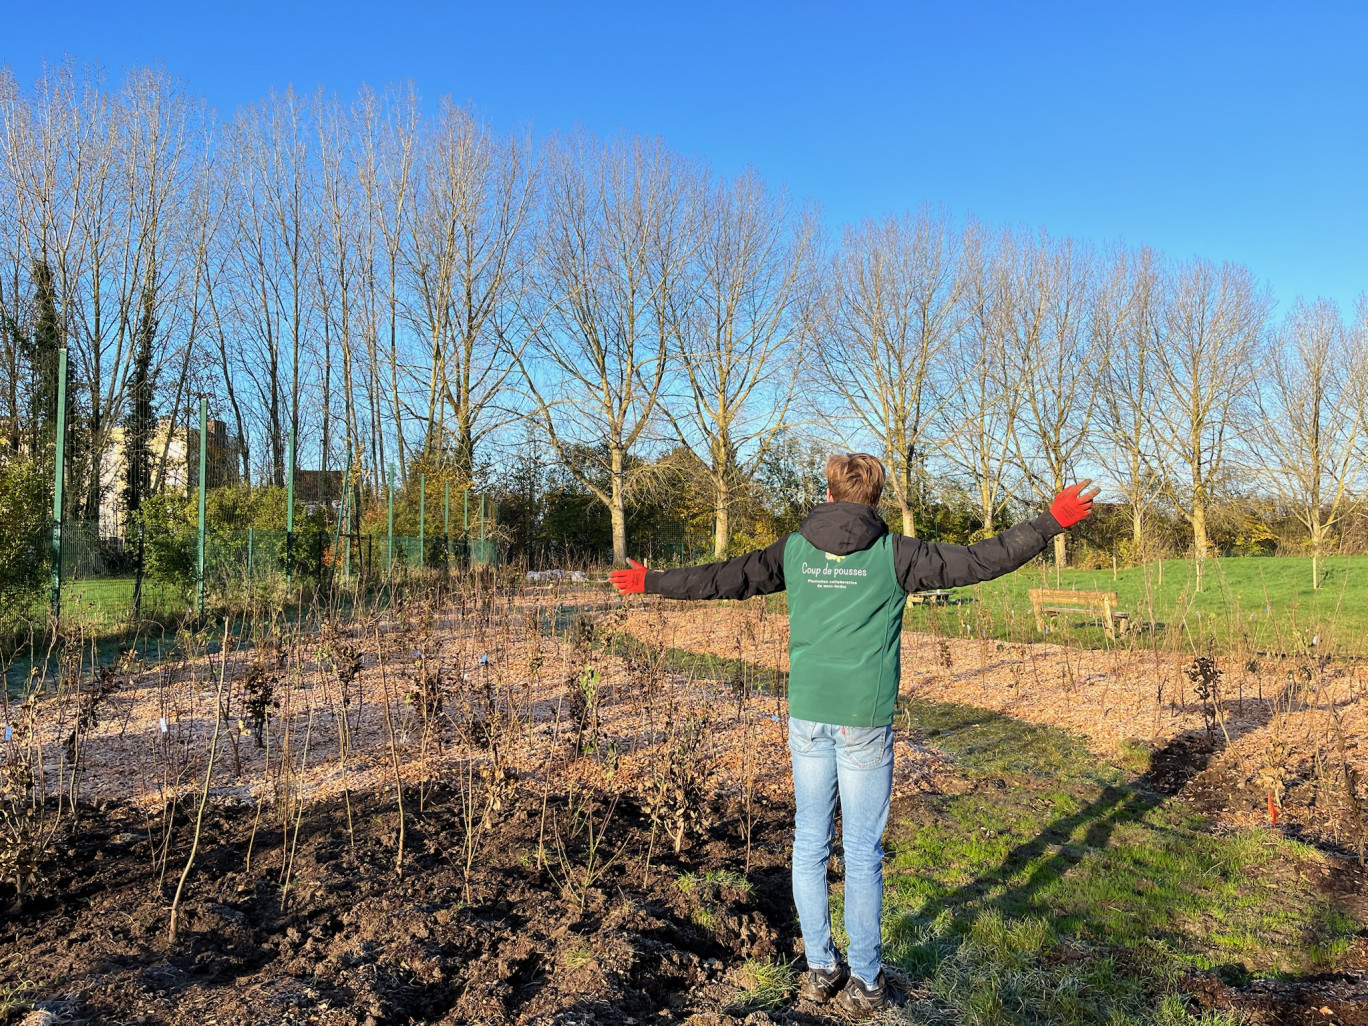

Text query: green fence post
(48, 346), (68, 624)
(344, 514), (351, 583)
(443, 481), (450, 573)
(196, 396), (208, 621)
(387, 463), (394, 583)
(463, 488), (469, 564)
(345, 464), (357, 582)
(248, 527), (254, 581)
(333, 447), (351, 581)
(419, 472), (425, 570)
(285, 426), (296, 582)
(481, 494), (486, 543)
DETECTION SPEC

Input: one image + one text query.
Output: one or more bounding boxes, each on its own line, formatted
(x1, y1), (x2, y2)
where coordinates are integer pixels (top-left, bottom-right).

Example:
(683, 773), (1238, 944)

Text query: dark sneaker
(798, 962), (848, 1003)
(836, 970), (889, 1017)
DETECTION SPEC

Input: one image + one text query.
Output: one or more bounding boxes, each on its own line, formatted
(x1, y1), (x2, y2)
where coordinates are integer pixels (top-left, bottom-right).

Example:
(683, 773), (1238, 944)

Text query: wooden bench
(1028, 588), (1130, 639)
(906, 589), (952, 606)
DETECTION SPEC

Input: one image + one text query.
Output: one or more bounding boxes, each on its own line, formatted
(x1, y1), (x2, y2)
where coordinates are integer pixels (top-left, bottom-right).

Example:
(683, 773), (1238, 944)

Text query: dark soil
(1182, 969), (1368, 1026)
(1139, 729), (1221, 796)
(4, 735), (1366, 1025)
(0, 782), (855, 1026)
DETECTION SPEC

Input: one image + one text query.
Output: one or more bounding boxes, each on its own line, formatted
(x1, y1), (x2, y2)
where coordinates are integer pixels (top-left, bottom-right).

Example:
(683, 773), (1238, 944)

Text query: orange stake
(1267, 791), (1278, 826)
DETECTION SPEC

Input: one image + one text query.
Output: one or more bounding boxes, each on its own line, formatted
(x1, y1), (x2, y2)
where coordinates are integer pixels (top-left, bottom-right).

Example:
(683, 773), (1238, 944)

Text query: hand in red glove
(608, 558), (647, 595)
(1050, 479), (1101, 529)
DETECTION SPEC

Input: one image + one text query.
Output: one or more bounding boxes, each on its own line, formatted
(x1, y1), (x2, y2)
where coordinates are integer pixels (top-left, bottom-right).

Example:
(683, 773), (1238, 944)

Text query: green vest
(784, 532), (906, 727)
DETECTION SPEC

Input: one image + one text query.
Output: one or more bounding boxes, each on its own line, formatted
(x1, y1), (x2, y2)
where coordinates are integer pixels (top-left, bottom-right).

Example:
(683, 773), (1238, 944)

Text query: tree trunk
(901, 504), (916, 538)
(389, 259), (406, 487)
(1191, 501), (1208, 593)
(456, 413), (475, 486)
(978, 481), (995, 537)
(610, 446), (628, 564)
(1310, 520), (1324, 590)
(611, 501), (628, 565)
(713, 478), (730, 559)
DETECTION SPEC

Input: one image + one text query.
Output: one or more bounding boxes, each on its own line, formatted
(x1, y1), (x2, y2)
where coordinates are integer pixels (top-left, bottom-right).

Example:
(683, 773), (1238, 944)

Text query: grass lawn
(4, 578), (191, 693)
(610, 630), (1366, 1024)
(57, 576), (188, 628)
(850, 698), (1359, 1024)
(896, 555), (1368, 655)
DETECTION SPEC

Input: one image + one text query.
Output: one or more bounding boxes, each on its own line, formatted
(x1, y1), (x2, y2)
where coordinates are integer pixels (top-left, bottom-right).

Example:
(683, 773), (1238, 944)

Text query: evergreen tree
(24, 259), (62, 458)
(124, 283), (158, 516)
(125, 272), (158, 618)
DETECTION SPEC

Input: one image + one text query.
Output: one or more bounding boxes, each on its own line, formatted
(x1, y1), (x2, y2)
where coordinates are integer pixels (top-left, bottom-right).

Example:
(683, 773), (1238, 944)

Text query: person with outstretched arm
(609, 453), (1099, 1017)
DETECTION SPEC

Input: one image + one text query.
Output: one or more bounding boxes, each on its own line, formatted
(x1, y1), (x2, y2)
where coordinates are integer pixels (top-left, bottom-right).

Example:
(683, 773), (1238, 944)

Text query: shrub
(138, 491), (197, 595)
(206, 483), (291, 531)
(0, 454), (49, 632)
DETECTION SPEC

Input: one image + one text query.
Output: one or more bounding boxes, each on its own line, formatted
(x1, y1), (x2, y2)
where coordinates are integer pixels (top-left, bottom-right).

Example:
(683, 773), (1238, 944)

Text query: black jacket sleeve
(643, 536), (789, 600)
(893, 512), (1063, 593)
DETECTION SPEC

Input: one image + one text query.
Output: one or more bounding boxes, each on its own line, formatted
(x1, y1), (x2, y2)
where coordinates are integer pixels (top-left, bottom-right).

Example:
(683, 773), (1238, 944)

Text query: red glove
(608, 558), (647, 595)
(1050, 480), (1101, 529)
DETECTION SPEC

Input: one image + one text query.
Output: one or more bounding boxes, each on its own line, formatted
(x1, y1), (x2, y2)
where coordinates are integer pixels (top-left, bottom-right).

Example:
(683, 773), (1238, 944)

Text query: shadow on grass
(915, 728), (1216, 927)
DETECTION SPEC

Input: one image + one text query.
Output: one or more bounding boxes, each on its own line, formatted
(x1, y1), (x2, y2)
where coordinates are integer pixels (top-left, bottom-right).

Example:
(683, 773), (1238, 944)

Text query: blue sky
(7, 1), (1366, 312)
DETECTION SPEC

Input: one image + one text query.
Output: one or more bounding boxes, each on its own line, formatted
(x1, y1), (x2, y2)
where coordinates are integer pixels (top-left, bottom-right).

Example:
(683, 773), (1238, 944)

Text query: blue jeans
(788, 716), (893, 986)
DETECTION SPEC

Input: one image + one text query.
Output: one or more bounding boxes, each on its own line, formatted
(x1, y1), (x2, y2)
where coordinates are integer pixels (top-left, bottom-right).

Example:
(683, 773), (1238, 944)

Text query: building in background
(97, 415), (243, 539)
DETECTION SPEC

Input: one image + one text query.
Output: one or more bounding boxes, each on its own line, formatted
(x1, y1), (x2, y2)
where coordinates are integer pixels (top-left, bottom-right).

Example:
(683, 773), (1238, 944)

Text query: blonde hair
(826, 452), (885, 506)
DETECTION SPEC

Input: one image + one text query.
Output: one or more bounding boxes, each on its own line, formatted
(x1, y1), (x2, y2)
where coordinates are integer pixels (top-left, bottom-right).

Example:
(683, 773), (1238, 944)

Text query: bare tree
(63, 70), (124, 520)
(150, 103), (219, 494)
(1008, 229), (1098, 569)
(1150, 258), (1271, 590)
(198, 138), (253, 486)
(943, 221), (1021, 536)
(356, 85), (420, 487)
(1, 65), (202, 526)
(819, 206), (965, 537)
(668, 169), (817, 556)
(222, 88), (317, 486)
(314, 91), (365, 482)
(107, 69), (203, 513)
(1091, 244), (1165, 553)
(522, 131), (700, 563)
(5, 63), (101, 506)
(1253, 296), (1368, 588)
(0, 66), (34, 452)
(404, 100), (536, 483)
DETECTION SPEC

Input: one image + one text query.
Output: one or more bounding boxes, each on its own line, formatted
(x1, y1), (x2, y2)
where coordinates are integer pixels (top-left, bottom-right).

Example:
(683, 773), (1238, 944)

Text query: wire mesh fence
(44, 519), (506, 627)
(41, 515), (504, 624)
(6, 374), (697, 642)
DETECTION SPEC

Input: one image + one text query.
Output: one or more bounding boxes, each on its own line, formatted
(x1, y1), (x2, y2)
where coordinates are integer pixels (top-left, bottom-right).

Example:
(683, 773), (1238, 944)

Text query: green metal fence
(30, 361), (504, 630)
(50, 519), (501, 628)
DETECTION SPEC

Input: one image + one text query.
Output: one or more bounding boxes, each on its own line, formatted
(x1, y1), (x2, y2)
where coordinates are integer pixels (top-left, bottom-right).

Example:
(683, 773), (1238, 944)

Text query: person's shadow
(904, 729), (1217, 930)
